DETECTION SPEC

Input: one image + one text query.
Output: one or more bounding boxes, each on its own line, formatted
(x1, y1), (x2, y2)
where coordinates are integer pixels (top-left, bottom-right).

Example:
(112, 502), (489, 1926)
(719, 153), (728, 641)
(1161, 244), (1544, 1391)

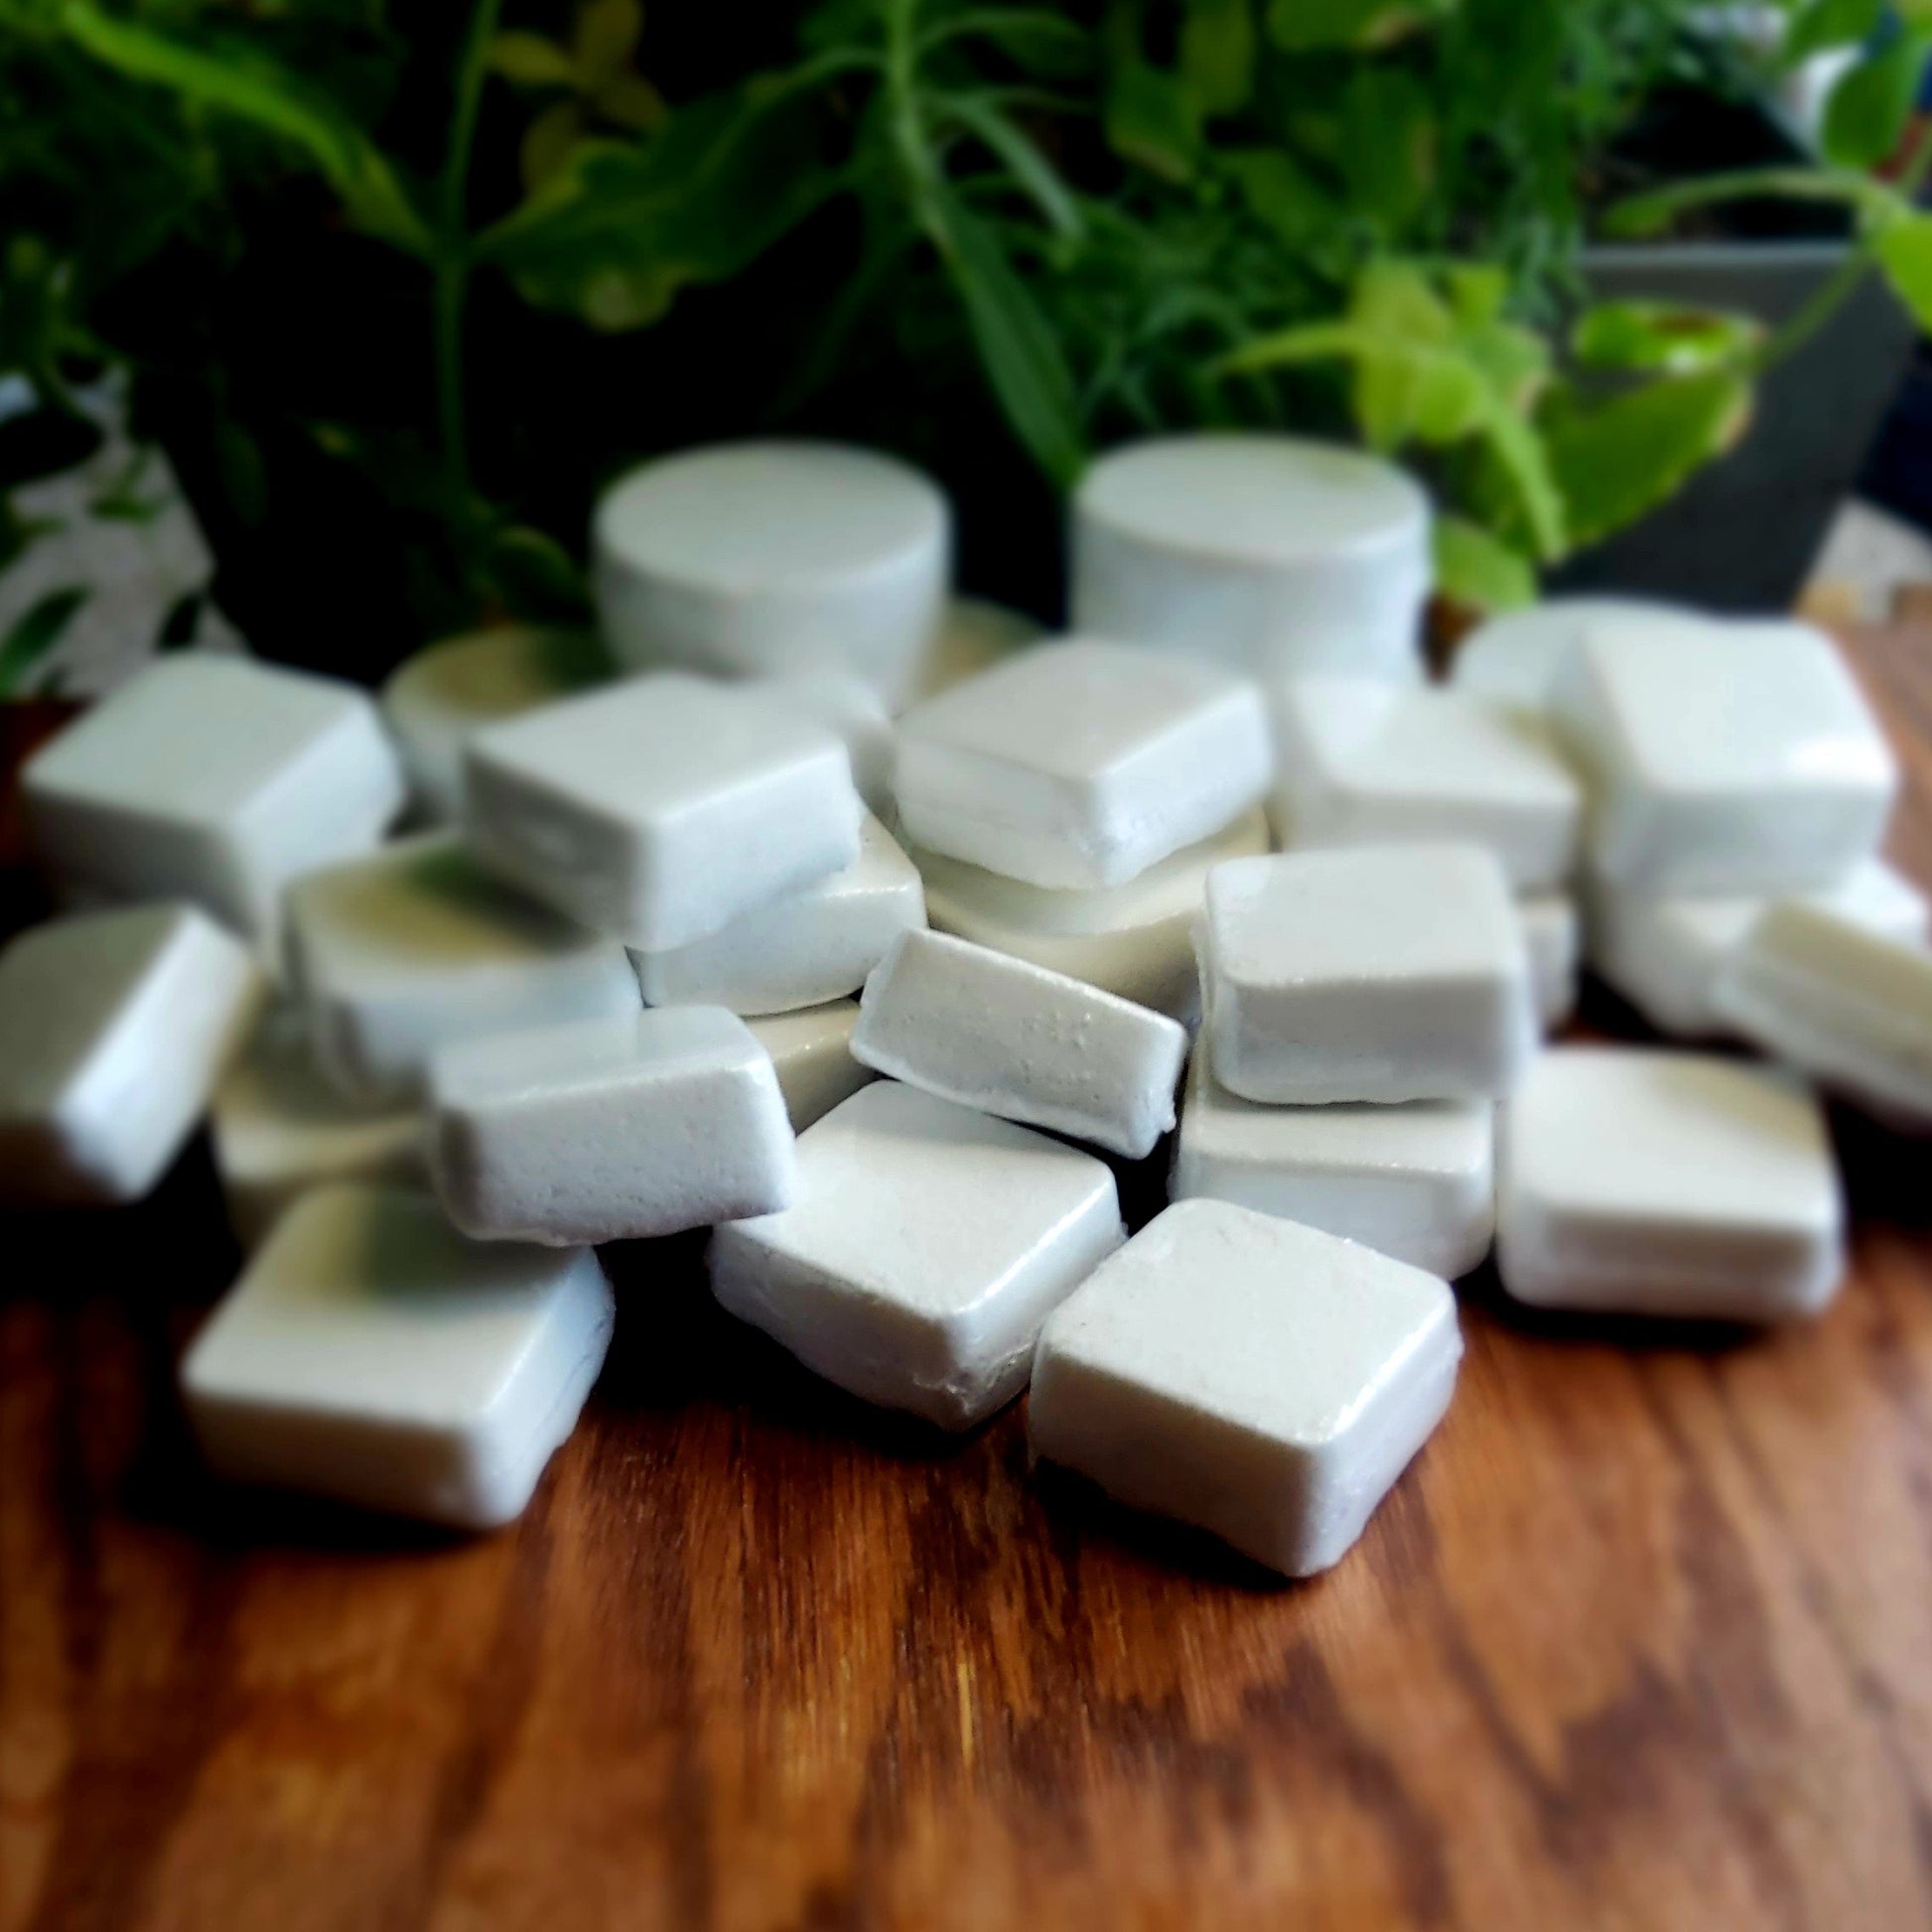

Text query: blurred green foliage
(0, 0), (1927, 679)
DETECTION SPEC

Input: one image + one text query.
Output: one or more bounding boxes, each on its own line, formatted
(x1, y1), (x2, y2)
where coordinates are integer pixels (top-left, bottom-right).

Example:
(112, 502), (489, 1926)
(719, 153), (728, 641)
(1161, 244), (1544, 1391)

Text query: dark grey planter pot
(1553, 236), (1916, 613)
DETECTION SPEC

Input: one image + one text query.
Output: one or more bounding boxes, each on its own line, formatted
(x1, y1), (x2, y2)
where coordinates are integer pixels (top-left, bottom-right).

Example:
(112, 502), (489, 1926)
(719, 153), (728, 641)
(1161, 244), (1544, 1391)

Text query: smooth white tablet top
(0, 902), (264, 1204)
(1518, 892), (1580, 1032)
(286, 833), (639, 1103)
(1173, 1040), (1494, 1279)
(380, 626), (609, 820)
(465, 671), (863, 950)
(631, 814), (924, 1015)
(24, 653), (404, 951)
(852, 928), (1188, 1160)
(1031, 1198), (1461, 1578)
(1497, 1047), (1843, 1318)
(895, 636), (1271, 889)
(1271, 679), (1581, 890)
(1588, 857), (1929, 1037)
(593, 441), (948, 706)
(182, 1184), (614, 1528)
(910, 598), (1042, 704)
(1551, 615), (1896, 894)
(1201, 844), (1536, 1104)
(1449, 597), (1677, 715)
(428, 1007), (795, 1245)
(743, 670), (896, 818)
(1712, 902), (1932, 1129)
(746, 1001), (876, 1130)
(709, 1081), (1124, 1430)
(212, 1007), (425, 1246)
(914, 808), (1270, 1018)
(1071, 434), (1431, 679)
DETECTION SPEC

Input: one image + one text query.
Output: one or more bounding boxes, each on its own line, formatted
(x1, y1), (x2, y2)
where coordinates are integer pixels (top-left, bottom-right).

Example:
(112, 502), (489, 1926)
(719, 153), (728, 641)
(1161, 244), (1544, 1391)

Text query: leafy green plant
(0, 0), (1927, 672)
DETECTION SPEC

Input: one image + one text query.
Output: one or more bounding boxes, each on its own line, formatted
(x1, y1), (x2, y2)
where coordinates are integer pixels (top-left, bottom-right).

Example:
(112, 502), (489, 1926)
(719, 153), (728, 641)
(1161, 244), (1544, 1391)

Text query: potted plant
(0, 0), (1927, 669)
(1566, 15), (1928, 607)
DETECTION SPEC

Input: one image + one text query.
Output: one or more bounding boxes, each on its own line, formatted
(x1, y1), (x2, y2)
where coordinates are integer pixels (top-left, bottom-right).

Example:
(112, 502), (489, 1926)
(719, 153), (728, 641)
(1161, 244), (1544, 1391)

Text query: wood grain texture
(8, 625), (1932, 1932)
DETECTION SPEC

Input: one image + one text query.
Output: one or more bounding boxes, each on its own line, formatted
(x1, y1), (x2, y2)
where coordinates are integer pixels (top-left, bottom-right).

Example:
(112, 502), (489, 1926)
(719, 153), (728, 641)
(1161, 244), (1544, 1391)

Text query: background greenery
(3, 0), (1932, 689)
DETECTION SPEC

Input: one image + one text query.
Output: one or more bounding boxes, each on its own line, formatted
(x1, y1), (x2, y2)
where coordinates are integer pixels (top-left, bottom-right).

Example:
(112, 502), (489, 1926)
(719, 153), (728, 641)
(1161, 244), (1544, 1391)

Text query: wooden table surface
(7, 626), (1932, 1932)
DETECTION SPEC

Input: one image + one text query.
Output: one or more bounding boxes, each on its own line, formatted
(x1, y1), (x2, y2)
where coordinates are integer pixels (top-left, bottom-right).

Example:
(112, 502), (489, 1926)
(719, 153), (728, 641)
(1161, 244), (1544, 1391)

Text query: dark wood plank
(7, 624), (1932, 1931)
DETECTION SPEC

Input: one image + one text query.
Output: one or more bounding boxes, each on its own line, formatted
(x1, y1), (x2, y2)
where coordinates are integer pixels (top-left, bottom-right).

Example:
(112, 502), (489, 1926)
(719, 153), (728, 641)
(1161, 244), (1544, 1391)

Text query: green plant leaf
(1224, 261), (1566, 556)
(489, 32), (579, 87)
(1572, 300), (1764, 374)
(938, 92), (1084, 237)
(1478, 404), (1566, 559)
(1338, 65), (1434, 231)
(0, 585), (85, 697)
(1784, 0), (1882, 66)
(1434, 515), (1535, 611)
(1104, 60), (1201, 181)
(573, 0), (643, 85)
(919, 10), (1095, 78)
(1351, 258), (1452, 342)
(1456, 316), (1550, 410)
(486, 524), (592, 620)
(1445, 263), (1507, 327)
(1221, 148), (1337, 249)
(479, 71), (842, 329)
(1602, 165), (1893, 238)
(596, 73), (666, 130)
(1347, 261), (1471, 445)
(1544, 369), (1752, 548)
(1180, 0), (1256, 114)
(59, 2), (431, 254)
(932, 192), (1087, 487)
(1823, 31), (1931, 171)
(1876, 211), (1932, 330)
(1265, 0), (1446, 53)
(520, 100), (586, 190)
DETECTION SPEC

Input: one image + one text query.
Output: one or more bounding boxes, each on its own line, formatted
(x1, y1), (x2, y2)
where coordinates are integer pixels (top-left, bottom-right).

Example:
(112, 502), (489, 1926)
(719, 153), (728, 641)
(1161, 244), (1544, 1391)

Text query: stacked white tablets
(1033, 1200), (1461, 1577)
(6, 604), (916, 1529)
(11, 431), (1929, 1586)
(429, 1007), (796, 1245)
(630, 813), (923, 1016)
(23, 653), (405, 956)
(1449, 596), (1674, 719)
(1557, 615), (1895, 895)
(0, 903), (264, 1204)
(1552, 613), (1924, 1107)
(1587, 857), (1926, 1038)
(1267, 676), (1585, 1035)
(712, 1081), (1124, 1431)
(897, 635), (1273, 1018)
(211, 1005), (425, 1246)
(850, 928), (1188, 1161)
(379, 625), (610, 822)
(182, 1184), (614, 1528)
(1173, 842), (1528, 1278)
(1497, 1049), (1843, 1321)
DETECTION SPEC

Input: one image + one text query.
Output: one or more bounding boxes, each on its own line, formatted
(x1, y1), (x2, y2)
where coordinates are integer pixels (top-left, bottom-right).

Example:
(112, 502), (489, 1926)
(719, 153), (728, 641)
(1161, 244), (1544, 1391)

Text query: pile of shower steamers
(1, 434), (1921, 1582)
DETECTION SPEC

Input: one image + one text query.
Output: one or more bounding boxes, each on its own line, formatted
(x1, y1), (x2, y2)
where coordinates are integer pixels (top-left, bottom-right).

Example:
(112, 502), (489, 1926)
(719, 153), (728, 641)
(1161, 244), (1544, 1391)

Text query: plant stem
(883, 0), (946, 248)
(1753, 122), (1932, 378)
(433, 0), (505, 512)
(1749, 243), (1874, 375)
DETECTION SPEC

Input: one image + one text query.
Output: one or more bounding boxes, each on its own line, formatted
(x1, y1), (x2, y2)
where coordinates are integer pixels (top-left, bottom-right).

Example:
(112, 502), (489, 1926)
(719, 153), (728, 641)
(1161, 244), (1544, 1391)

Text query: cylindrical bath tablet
(594, 441), (950, 708)
(1071, 433), (1431, 680)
